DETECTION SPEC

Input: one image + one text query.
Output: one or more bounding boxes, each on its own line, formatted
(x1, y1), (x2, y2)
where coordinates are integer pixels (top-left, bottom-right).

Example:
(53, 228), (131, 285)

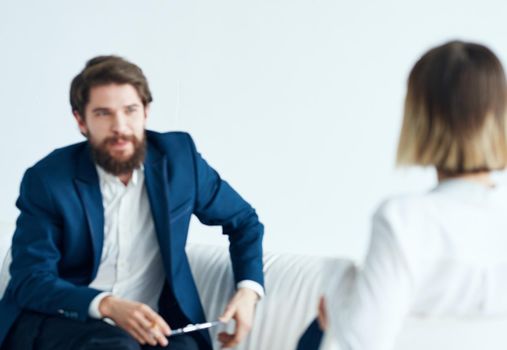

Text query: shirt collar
(434, 178), (495, 192)
(95, 164), (144, 187)
(431, 177), (499, 203)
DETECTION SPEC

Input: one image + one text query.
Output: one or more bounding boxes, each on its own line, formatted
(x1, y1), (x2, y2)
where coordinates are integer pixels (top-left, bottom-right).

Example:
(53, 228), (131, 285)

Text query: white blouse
(325, 179), (507, 350)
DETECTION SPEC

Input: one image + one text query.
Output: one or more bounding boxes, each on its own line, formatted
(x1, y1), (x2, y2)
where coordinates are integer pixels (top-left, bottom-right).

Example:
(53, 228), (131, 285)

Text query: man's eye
(95, 111), (109, 116)
(126, 107), (137, 114)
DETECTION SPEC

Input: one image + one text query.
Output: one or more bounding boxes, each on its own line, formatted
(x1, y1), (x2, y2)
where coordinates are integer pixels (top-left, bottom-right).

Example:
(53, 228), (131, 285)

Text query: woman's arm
(324, 207), (418, 350)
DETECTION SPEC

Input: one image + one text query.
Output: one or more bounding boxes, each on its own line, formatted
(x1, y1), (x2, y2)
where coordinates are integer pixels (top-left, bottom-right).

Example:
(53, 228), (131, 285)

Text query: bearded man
(0, 56), (264, 350)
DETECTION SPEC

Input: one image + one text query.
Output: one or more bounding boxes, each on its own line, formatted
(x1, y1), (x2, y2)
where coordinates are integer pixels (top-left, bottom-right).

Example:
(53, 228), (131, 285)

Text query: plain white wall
(2, 0), (507, 261)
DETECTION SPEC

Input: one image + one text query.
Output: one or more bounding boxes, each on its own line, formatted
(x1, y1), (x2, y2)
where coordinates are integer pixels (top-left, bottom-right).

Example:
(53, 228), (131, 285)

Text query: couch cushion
(186, 244), (353, 350)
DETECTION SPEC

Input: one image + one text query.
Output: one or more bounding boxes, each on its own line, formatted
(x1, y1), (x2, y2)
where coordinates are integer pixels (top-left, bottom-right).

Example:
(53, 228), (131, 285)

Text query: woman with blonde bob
(299, 40), (507, 350)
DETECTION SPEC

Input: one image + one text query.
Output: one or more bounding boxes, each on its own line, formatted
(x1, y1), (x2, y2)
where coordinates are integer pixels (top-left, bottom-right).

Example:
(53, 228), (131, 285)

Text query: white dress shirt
(326, 179), (507, 350)
(88, 166), (263, 319)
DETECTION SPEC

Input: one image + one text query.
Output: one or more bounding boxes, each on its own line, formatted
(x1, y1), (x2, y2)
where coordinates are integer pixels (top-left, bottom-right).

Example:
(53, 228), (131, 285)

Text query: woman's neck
(437, 171), (495, 187)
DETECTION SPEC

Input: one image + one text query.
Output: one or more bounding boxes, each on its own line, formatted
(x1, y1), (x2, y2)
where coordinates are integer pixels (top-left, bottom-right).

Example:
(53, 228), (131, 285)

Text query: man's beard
(89, 132), (146, 176)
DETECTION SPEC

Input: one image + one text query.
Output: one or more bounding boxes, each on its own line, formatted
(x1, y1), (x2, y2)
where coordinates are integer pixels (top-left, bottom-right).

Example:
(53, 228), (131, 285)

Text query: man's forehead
(87, 83), (143, 107)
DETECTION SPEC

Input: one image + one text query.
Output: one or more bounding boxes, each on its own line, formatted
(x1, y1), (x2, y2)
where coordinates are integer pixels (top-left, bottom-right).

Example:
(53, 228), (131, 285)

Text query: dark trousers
(296, 319), (324, 350)
(2, 311), (203, 350)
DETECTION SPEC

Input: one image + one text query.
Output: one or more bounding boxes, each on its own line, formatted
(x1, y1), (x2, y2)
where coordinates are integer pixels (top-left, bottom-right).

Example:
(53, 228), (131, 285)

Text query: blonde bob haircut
(397, 40), (507, 175)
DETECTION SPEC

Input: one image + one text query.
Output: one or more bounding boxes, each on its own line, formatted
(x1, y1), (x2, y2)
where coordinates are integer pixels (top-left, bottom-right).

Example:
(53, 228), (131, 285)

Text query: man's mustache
(102, 134), (137, 145)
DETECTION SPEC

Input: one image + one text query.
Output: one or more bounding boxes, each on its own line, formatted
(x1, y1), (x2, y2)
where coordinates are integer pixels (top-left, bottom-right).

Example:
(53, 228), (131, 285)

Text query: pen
(169, 321), (223, 337)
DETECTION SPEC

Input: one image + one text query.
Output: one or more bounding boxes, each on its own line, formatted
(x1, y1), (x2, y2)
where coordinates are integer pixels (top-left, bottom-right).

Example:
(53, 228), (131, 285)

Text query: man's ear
(144, 104), (150, 120)
(73, 111), (88, 137)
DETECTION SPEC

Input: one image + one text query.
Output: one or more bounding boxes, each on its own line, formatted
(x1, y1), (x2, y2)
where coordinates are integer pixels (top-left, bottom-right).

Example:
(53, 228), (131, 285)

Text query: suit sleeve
(7, 167), (102, 321)
(186, 134), (264, 288)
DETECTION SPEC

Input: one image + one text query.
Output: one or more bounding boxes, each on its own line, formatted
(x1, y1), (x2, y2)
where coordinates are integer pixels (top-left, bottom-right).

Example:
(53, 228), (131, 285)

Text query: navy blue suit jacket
(0, 131), (264, 347)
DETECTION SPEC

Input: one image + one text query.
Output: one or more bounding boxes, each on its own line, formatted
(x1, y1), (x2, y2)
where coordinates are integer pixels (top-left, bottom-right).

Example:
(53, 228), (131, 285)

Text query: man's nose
(111, 112), (129, 133)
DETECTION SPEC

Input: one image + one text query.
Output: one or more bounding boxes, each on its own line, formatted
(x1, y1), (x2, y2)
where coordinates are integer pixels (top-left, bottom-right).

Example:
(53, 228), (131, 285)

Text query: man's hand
(317, 296), (328, 331)
(99, 296), (171, 347)
(218, 288), (259, 348)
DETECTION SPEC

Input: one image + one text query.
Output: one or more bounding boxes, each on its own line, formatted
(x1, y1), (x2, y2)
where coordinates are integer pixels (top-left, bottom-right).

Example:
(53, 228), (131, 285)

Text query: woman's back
(379, 179), (507, 317)
(326, 180), (507, 350)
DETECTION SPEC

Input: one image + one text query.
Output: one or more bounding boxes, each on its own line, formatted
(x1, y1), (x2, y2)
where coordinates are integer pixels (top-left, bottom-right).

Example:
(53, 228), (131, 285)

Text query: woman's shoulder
(374, 181), (507, 226)
(372, 184), (507, 256)
(373, 192), (434, 227)
(371, 192), (449, 253)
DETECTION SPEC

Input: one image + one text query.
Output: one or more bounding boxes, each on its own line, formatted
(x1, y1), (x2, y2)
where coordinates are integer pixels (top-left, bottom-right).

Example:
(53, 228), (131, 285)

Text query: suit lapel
(144, 144), (173, 273)
(74, 145), (104, 276)
(72, 141), (173, 278)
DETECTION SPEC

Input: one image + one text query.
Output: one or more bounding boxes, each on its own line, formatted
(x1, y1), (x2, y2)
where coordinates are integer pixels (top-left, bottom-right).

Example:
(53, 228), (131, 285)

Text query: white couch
(2, 221), (507, 350)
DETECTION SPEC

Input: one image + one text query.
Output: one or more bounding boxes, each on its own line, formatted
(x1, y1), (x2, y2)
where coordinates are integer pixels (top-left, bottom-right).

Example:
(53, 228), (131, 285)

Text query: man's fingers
(218, 318), (250, 348)
(150, 328), (169, 347)
(131, 312), (156, 344)
(153, 314), (171, 336)
(132, 322), (158, 347)
(219, 304), (236, 323)
(133, 304), (171, 342)
(220, 336), (240, 348)
(218, 332), (235, 348)
(143, 322), (168, 347)
(134, 310), (152, 330)
(130, 311), (167, 347)
(142, 306), (171, 336)
(231, 318), (250, 344)
(218, 332), (232, 342)
(127, 325), (148, 345)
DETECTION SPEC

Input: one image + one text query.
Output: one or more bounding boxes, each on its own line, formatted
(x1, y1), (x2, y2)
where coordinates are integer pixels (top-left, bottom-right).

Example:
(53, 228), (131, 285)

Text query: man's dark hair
(70, 55), (153, 118)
